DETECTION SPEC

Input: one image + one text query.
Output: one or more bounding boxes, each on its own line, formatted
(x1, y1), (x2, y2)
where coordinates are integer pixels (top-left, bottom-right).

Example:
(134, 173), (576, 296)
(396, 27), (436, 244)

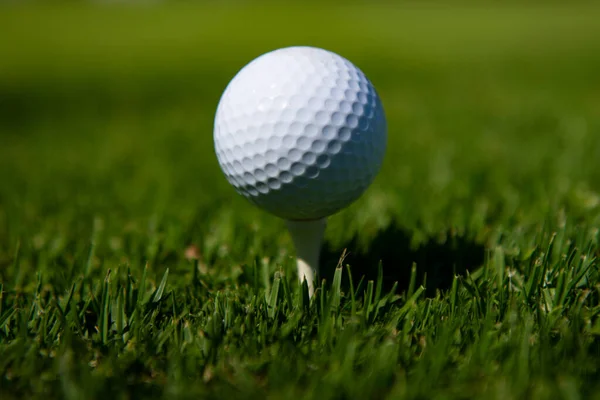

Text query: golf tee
(285, 218), (327, 297)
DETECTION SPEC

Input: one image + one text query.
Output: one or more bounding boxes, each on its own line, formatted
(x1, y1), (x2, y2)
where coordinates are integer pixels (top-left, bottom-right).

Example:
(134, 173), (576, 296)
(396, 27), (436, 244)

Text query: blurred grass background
(1, 2), (599, 273)
(1, 1), (600, 274)
(2, 2), (599, 237)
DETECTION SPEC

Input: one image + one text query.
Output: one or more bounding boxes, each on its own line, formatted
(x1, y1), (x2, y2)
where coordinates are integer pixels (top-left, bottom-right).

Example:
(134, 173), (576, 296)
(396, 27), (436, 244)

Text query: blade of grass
(153, 268), (170, 303)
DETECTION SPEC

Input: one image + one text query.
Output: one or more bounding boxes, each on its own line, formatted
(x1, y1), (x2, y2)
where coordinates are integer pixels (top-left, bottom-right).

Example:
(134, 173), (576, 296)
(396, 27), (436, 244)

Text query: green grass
(1, 2), (600, 399)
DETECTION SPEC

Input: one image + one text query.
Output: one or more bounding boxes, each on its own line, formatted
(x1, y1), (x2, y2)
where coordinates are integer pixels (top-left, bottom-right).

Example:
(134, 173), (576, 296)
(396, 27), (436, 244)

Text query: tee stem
(285, 218), (327, 297)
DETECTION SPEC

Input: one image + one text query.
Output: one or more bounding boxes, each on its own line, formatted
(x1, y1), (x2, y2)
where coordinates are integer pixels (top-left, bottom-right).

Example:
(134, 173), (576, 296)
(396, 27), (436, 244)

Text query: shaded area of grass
(321, 224), (485, 296)
(1, 2), (600, 399)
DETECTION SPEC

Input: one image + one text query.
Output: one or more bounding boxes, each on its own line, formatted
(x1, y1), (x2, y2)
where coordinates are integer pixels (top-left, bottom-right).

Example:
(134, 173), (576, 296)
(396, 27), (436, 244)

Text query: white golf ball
(214, 46), (387, 220)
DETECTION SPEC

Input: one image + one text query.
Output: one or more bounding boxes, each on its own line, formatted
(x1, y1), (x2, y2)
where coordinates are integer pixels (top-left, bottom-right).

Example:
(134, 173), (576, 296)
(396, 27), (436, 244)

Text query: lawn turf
(1, 2), (600, 399)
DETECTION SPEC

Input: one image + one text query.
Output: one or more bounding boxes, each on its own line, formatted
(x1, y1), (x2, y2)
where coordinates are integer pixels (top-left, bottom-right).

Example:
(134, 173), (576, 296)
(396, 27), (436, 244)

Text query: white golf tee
(285, 218), (327, 297)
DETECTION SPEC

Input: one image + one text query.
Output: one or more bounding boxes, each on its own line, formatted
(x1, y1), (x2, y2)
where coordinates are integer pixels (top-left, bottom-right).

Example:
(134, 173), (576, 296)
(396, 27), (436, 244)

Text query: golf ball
(214, 46), (387, 220)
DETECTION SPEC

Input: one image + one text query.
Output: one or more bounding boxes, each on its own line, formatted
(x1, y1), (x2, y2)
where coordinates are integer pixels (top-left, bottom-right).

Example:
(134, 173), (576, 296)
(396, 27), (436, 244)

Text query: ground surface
(1, 3), (600, 399)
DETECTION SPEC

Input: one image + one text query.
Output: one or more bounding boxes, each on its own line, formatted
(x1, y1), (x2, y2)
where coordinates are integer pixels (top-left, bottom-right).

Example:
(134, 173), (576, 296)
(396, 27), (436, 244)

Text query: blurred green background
(1, 1), (600, 279)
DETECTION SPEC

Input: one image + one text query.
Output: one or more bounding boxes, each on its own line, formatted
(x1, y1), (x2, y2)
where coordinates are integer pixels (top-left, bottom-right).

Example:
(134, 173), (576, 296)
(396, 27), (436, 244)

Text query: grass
(1, 2), (600, 399)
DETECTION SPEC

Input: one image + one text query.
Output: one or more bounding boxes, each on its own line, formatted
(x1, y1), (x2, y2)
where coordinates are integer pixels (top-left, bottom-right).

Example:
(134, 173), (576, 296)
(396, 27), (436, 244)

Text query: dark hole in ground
(319, 224), (486, 297)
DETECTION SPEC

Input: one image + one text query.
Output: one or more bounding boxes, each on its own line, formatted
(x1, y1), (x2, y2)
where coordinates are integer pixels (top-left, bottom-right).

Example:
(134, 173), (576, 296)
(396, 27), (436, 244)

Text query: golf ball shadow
(319, 224), (485, 297)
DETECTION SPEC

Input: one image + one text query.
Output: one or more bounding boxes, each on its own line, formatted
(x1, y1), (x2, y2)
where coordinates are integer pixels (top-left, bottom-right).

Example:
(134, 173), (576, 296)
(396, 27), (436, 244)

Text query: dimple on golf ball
(214, 46), (387, 220)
